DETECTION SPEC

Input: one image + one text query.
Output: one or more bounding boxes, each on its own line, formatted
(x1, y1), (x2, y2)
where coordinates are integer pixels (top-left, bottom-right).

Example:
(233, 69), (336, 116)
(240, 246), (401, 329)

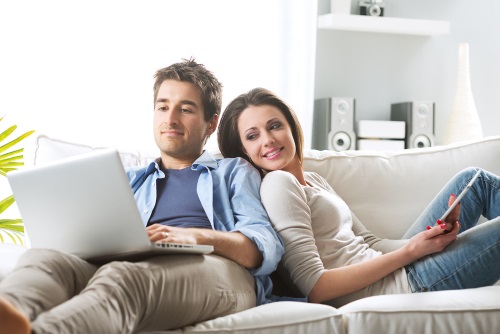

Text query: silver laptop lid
(7, 148), (151, 259)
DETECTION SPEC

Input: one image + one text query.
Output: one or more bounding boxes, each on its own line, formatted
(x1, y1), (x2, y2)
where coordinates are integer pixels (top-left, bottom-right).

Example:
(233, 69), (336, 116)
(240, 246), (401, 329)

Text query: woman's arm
(261, 171), (327, 296)
(308, 222), (459, 303)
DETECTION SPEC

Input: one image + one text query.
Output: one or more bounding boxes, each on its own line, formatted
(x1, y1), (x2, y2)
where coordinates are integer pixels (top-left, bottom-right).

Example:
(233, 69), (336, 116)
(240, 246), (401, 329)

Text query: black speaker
(391, 101), (435, 149)
(312, 97), (356, 151)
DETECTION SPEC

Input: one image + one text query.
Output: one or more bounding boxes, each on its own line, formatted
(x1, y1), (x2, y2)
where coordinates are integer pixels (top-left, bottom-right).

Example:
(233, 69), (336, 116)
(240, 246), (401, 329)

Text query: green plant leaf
(0, 220), (24, 233)
(0, 151), (24, 163)
(0, 229), (24, 246)
(0, 129), (35, 155)
(0, 125), (16, 143)
(0, 195), (15, 214)
(0, 218), (25, 245)
(0, 117), (31, 246)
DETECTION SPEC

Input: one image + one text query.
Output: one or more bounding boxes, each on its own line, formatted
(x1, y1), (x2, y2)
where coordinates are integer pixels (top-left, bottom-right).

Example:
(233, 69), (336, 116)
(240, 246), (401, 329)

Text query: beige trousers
(0, 249), (256, 334)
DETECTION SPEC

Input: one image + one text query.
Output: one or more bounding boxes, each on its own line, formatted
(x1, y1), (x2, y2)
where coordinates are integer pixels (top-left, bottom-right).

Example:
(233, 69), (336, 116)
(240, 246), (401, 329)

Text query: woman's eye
(270, 122), (282, 130)
(246, 133), (257, 141)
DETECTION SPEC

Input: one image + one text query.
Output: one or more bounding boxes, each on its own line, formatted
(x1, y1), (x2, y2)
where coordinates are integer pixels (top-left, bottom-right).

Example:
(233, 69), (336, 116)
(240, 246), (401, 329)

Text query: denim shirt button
(421, 287), (428, 292)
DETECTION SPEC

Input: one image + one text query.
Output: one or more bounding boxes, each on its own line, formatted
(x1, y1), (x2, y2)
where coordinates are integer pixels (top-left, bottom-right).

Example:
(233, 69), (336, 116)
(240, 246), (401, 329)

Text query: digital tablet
(439, 169), (481, 222)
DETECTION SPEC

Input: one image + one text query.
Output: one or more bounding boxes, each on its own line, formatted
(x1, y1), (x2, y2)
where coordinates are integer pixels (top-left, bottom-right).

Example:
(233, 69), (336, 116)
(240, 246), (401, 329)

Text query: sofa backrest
(25, 134), (500, 239)
(302, 136), (500, 239)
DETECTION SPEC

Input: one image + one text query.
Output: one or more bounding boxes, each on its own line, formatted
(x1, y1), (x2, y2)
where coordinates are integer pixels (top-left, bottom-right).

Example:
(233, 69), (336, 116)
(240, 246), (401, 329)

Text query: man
(0, 58), (284, 334)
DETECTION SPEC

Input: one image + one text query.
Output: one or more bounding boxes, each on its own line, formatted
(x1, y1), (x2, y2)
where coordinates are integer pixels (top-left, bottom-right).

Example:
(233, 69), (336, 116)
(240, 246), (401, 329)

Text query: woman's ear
(241, 146), (248, 155)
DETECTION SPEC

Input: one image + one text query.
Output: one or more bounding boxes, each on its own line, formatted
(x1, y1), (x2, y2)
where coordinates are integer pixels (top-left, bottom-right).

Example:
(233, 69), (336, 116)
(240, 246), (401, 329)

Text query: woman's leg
(0, 248), (97, 321)
(405, 216), (500, 292)
(403, 167), (500, 238)
(31, 254), (256, 334)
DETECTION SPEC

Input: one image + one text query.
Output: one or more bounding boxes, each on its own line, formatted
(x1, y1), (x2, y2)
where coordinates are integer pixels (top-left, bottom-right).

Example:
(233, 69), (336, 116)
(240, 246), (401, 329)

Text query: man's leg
(32, 254), (256, 334)
(0, 248), (98, 333)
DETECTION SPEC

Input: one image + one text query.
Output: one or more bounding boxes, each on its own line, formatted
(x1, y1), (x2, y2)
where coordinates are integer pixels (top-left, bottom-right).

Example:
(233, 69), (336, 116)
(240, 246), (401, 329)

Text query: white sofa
(1, 135), (500, 334)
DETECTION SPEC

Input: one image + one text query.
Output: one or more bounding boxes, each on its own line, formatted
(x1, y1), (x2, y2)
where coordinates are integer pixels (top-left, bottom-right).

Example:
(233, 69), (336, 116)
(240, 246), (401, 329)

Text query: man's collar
(192, 150), (218, 170)
(149, 150), (218, 174)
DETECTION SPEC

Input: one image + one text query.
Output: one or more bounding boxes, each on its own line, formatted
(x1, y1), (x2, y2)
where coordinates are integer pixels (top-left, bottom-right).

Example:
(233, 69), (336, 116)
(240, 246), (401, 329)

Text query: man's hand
(146, 224), (199, 244)
(146, 224), (263, 269)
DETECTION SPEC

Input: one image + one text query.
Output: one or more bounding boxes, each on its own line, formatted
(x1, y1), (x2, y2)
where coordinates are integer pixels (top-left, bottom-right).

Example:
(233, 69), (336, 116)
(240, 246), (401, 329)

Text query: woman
(217, 87), (500, 307)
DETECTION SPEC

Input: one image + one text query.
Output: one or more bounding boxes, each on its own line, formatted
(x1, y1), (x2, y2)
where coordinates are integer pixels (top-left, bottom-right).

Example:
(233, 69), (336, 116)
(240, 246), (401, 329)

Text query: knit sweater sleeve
(260, 171), (327, 296)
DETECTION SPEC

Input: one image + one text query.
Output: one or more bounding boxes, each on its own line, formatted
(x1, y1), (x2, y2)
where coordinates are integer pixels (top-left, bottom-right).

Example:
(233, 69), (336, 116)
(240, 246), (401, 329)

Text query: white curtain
(0, 0), (317, 151)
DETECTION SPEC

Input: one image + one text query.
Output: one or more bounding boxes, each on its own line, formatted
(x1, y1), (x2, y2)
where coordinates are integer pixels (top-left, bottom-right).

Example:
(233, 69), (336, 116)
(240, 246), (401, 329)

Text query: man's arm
(147, 224), (262, 268)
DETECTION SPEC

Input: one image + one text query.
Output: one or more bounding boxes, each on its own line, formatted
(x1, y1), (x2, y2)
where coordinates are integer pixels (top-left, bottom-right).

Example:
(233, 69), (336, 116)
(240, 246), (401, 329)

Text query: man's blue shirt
(126, 150), (284, 305)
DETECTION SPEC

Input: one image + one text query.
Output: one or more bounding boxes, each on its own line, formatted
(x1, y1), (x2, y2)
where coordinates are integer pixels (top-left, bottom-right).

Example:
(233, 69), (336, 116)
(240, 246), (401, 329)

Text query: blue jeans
(402, 167), (500, 292)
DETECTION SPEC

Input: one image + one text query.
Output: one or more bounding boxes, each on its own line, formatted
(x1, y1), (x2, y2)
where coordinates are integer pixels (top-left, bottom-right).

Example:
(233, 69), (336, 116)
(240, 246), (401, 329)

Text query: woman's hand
(405, 221), (460, 262)
(438, 194), (460, 232)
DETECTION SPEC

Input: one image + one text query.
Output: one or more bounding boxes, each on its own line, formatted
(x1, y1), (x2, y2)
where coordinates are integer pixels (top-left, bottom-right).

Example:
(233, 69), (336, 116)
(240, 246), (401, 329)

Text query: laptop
(7, 148), (214, 263)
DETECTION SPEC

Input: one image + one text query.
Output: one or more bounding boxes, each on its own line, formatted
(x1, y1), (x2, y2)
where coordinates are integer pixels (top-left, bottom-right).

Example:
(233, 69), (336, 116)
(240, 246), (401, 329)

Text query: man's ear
(208, 114), (219, 135)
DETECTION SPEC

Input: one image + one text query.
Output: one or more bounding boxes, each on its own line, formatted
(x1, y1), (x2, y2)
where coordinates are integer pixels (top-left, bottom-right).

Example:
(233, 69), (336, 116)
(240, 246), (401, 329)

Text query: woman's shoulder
(262, 170), (300, 187)
(260, 170), (308, 203)
(261, 170), (305, 196)
(304, 171), (331, 189)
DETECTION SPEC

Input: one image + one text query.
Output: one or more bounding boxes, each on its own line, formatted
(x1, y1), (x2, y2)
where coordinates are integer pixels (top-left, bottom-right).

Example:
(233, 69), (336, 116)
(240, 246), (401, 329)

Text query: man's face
(153, 80), (217, 165)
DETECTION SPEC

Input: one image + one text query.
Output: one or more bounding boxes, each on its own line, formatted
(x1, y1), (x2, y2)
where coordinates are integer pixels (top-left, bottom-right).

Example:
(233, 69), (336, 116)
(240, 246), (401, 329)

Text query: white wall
(0, 0), (317, 154)
(0, 0), (318, 220)
(315, 0), (500, 145)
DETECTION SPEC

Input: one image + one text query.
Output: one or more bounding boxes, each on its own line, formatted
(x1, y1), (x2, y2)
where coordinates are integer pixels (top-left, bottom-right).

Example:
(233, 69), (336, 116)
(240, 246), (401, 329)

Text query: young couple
(1, 59), (499, 334)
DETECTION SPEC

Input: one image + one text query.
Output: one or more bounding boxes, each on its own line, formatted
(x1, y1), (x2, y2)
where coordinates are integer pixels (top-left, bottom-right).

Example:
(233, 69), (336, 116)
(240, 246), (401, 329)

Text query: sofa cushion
(154, 301), (344, 334)
(28, 134), (155, 168)
(339, 286), (500, 334)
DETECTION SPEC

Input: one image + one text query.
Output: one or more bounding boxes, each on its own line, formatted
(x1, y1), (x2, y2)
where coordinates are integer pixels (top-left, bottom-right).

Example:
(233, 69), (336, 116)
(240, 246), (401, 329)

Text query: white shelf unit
(318, 13), (450, 36)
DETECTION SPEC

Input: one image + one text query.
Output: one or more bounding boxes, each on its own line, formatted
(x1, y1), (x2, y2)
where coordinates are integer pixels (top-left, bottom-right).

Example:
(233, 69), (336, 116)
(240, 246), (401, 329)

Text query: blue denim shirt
(126, 151), (284, 305)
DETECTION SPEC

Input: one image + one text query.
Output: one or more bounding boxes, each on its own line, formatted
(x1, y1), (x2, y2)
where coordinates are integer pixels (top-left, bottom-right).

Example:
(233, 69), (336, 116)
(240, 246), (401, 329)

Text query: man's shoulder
(125, 165), (149, 176)
(125, 161), (158, 181)
(214, 157), (261, 181)
(216, 156), (253, 170)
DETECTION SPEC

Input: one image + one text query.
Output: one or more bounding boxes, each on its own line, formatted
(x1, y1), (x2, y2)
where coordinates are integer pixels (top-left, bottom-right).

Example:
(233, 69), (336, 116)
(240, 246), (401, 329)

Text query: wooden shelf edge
(318, 13), (450, 36)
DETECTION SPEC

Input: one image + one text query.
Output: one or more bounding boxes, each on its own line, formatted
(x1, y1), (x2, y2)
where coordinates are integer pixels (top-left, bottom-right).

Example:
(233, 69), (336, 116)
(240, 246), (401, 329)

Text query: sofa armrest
(0, 243), (26, 281)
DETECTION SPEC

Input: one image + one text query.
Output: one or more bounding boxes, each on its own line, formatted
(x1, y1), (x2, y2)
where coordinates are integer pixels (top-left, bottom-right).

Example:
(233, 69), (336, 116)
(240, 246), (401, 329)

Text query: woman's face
(237, 104), (298, 173)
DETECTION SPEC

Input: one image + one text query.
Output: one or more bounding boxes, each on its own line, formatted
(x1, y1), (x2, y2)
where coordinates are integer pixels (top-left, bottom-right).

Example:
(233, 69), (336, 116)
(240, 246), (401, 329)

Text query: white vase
(444, 43), (483, 145)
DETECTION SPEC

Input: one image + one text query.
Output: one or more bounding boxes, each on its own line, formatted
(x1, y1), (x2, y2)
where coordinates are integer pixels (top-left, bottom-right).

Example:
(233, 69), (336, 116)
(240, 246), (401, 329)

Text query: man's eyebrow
(155, 98), (198, 107)
(180, 99), (198, 107)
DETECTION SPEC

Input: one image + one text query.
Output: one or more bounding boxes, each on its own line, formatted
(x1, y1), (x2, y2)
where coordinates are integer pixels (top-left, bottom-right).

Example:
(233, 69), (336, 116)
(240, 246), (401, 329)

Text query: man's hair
(153, 58), (223, 121)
